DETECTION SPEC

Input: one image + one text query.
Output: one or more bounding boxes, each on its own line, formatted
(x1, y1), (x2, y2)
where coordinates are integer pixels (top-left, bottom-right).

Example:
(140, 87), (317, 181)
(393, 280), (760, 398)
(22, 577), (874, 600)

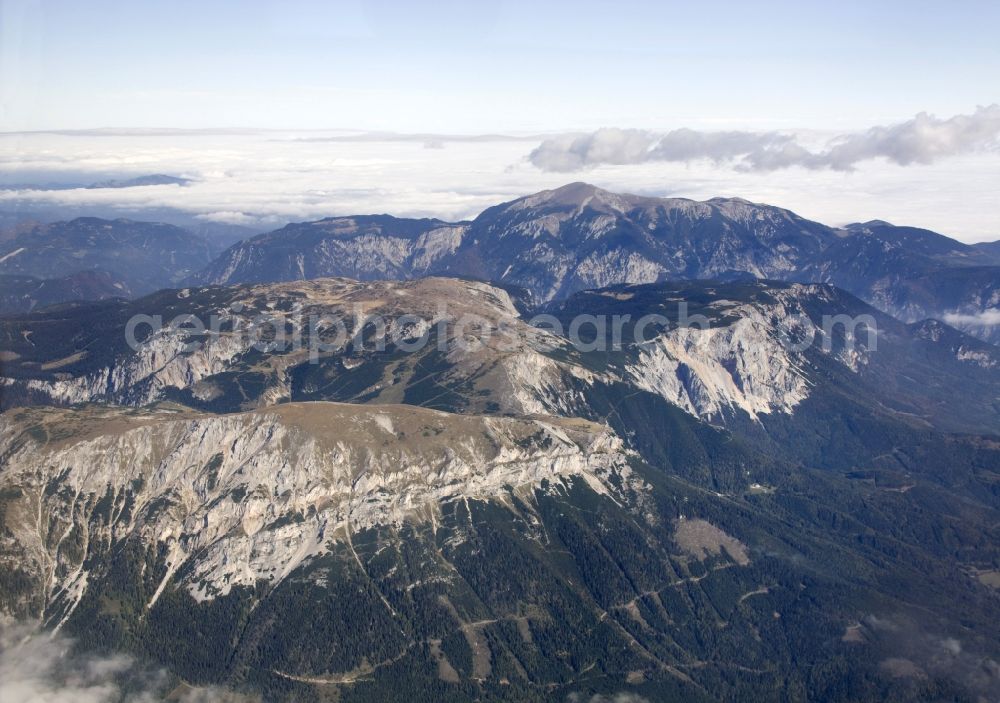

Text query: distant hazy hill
(0, 217), (214, 295)
(84, 173), (191, 188)
(0, 269), (130, 314)
(0, 173), (191, 190)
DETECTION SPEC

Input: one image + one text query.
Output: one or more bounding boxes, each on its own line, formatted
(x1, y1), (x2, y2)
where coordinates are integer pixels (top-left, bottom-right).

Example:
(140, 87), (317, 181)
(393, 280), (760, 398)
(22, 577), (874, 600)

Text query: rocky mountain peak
(508, 181), (632, 214)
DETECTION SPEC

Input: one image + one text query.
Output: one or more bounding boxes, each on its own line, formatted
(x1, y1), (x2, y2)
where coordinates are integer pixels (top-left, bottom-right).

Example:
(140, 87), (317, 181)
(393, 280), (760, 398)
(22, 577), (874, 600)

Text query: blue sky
(2, 0), (998, 131)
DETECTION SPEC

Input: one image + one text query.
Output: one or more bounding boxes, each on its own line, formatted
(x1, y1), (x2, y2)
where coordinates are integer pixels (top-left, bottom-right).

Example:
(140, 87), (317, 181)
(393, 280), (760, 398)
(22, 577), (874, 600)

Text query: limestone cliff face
(623, 287), (829, 419)
(0, 402), (636, 622)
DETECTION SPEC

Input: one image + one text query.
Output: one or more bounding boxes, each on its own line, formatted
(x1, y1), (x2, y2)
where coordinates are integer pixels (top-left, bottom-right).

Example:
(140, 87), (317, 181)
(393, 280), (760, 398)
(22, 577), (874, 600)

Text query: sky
(3, 0), (999, 132)
(0, 0), (998, 240)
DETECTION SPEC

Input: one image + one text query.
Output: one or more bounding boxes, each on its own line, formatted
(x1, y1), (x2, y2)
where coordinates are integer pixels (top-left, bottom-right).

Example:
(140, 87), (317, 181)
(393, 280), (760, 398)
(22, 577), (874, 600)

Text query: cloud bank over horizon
(0, 110), (998, 243)
(529, 106), (1000, 173)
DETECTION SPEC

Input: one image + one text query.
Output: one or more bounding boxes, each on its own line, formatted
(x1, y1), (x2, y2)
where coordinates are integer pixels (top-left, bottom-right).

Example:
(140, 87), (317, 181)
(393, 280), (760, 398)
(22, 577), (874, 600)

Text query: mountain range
(3, 184), (998, 346)
(194, 183), (1000, 343)
(2, 185), (1000, 702)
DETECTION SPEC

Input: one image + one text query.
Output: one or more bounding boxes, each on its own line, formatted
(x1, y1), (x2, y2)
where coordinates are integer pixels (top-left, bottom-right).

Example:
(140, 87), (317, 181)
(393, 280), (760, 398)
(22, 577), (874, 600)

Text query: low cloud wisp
(529, 105), (1000, 173)
(0, 618), (243, 703)
(943, 309), (1000, 328)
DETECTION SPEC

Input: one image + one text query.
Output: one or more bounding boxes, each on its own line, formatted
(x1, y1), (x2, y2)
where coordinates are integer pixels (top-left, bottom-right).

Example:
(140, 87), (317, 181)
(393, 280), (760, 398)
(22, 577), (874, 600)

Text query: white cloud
(862, 615), (1000, 701)
(0, 618), (241, 703)
(528, 129), (661, 172)
(823, 106), (1000, 170)
(195, 211), (265, 226)
(530, 127), (806, 172)
(0, 618), (154, 703)
(943, 309), (1000, 327)
(529, 106), (1000, 173)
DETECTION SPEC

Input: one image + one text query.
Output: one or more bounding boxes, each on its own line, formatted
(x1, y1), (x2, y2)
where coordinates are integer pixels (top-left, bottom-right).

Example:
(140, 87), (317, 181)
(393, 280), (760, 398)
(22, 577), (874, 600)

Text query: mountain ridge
(192, 183), (1000, 344)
